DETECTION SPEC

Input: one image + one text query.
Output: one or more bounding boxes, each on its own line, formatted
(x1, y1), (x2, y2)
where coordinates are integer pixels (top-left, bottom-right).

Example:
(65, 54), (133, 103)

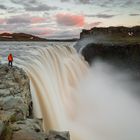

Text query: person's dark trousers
(8, 61), (12, 67)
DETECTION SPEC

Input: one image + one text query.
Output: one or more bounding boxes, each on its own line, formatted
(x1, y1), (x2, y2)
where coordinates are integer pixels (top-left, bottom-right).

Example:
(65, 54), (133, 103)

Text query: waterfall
(26, 46), (140, 140)
(24, 46), (140, 140)
(19, 45), (89, 139)
(1, 42), (140, 140)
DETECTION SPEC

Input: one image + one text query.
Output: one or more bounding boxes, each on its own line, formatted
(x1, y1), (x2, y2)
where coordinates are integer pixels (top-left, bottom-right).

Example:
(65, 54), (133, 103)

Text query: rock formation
(0, 64), (70, 140)
(75, 26), (140, 68)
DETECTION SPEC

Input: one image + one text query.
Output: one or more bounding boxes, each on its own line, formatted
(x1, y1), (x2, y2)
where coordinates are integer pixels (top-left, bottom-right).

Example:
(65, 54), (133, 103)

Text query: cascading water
(22, 46), (88, 132)
(0, 42), (140, 140)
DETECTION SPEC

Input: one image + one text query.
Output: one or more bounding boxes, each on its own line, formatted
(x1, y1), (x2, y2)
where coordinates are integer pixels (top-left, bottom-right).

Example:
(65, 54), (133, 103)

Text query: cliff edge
(0, 64), (70, 140)
(75, 26), (140, 67)
(80, 26), (140, 44)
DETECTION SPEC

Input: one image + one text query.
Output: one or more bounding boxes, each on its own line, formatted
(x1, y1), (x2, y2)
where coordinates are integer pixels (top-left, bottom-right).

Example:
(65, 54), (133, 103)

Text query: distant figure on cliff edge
(0, 55), (2, 64)
(8, 53), (13, 67)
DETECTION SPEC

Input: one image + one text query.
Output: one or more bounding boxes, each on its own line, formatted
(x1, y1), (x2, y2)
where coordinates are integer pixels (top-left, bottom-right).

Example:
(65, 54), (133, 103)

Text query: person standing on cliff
(8, 53), (13, 67)
(0, 55), (2, 64)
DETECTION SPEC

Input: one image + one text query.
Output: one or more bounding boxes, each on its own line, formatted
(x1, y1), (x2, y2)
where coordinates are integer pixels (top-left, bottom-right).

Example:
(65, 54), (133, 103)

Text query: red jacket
(8, 54), (13, 61)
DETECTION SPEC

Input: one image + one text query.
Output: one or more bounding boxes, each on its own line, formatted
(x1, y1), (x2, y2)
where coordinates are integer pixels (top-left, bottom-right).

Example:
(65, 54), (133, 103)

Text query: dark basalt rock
(82, 43), (140, 69)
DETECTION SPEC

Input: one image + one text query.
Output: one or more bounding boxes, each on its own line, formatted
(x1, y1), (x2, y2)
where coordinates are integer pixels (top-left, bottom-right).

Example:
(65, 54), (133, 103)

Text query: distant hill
(0, 32), (78, 42)
(0, 33), (47, 41)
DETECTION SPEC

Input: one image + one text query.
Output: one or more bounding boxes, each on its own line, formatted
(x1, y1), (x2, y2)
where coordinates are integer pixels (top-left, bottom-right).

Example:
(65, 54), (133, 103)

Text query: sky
(0, 0), (140, 39)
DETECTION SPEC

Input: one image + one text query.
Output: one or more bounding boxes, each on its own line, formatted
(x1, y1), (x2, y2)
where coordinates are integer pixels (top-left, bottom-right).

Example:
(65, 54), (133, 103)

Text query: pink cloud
(0, 18), (5, 24)
(5, 15), (46, 25)
(31, 17), (46, 24)
(0, 30), (11, 34)
(56, 13), (85, 27)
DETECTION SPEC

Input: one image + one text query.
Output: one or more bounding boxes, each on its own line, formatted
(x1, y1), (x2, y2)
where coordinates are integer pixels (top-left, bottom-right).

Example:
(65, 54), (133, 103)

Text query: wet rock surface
(0, 64), (70, 140)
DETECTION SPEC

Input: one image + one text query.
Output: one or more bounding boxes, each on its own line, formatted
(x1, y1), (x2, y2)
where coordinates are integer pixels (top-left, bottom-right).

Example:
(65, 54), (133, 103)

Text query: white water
(0, 42), (140, 140)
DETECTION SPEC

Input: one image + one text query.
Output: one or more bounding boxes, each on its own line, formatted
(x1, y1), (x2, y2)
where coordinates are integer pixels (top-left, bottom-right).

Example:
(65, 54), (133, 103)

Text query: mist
(74, 60), (140, 140)
(74, 35), (107, 52)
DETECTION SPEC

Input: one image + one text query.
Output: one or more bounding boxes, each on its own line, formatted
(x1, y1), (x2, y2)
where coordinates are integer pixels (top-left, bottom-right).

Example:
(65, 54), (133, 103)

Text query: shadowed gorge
(82, 43), (140, 70)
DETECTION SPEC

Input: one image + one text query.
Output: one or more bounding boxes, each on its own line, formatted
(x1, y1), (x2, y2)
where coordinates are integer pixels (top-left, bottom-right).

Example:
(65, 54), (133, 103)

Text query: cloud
(25, 4), (57, 11)
(11, 0), (37, 5)
(60, 0), (70, 2)
(86, 14), (116, 18)
(0, 30), (11, 34)
(27, 27), (54, 36)
(95, 14), (116, 18)
(0, 18), (5, 24)
(129, 14), (140, 16)
(6, 15), (47, 25)
(88, 21), (102, 27)
(56, 13), (85, 27)
(124, 0), (133, 6)
(78, 0), (91, 4)
(0, 5), (7, 10)
(85, 0), (139, 8)
(11, 0), (58, 11)
(7, 15), (31, 25)
(85, 21), (102, 29)
(63, 0), (139, 7)
(63, 0), (92, 4)
(120, 0), (139, 7)
(31, 17), (47, 24)
(47, 29), (80, 39)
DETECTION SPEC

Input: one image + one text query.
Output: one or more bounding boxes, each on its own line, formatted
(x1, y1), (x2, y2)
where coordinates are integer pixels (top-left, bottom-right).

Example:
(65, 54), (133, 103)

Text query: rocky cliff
(75, 26), (140, 68)
(80, 26), (140, 39)
(76, 26), (140, 49)
(0, 64), (70, 140)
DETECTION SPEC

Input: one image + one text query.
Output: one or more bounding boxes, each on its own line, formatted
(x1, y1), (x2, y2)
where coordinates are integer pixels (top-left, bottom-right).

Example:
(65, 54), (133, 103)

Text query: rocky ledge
(0, 64), (70, 140)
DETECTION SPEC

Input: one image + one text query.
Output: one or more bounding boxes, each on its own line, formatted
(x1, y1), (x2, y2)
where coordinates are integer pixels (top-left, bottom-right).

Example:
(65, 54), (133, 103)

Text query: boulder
(11, 119), (47, 140)
(48, 130), (70, 140)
